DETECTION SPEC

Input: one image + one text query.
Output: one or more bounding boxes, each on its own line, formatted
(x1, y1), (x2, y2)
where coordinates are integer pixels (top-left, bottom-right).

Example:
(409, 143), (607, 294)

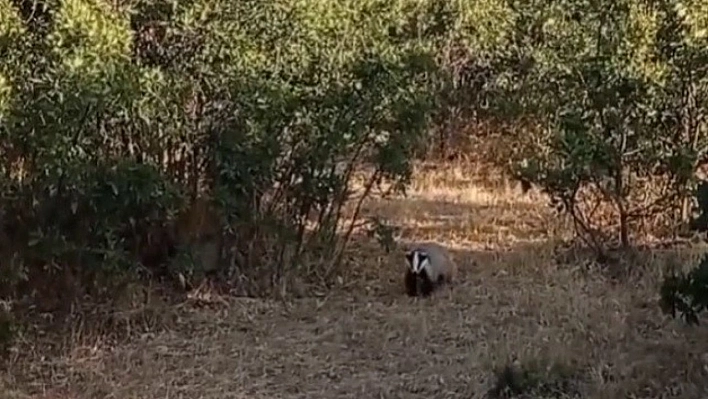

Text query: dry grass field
(4, 163), (708, 398)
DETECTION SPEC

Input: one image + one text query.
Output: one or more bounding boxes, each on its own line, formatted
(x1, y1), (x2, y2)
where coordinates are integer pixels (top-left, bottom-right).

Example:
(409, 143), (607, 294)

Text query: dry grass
(5, 162), (708, 399)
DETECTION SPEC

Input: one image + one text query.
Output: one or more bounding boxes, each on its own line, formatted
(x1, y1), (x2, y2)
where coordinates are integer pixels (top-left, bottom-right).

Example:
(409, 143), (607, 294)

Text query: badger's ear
(405, 251), (414, 264)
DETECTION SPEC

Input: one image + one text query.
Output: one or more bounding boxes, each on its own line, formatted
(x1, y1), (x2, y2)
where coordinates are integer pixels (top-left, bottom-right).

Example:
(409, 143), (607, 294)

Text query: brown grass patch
(5, 162), (708, 399)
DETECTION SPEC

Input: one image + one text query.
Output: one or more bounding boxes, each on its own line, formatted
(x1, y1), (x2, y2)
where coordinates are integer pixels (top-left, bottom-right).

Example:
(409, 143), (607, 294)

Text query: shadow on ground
(6, 189), (708, 399)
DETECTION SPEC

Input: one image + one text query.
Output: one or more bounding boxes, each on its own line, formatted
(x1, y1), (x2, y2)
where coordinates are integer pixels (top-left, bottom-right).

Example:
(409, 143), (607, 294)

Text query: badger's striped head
(405, 249), (430, 275)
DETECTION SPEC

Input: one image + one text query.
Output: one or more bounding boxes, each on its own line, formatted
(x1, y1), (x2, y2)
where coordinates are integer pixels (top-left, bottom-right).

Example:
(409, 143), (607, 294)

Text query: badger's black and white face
(406, 249), (431, 275)
(405, 249), (434, 297)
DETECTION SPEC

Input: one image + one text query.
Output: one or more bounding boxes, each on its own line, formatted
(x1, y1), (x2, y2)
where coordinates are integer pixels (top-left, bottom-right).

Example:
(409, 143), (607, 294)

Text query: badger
(404, 242), (458, 297)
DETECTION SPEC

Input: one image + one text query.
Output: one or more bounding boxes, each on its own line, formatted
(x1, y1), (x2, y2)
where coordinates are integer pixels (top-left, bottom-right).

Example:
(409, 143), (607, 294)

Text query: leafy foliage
(0, 0), (445, 310)
(507, 0), (708, 253)
(689, 181), (708, 231)
(660, 253), (708, 325)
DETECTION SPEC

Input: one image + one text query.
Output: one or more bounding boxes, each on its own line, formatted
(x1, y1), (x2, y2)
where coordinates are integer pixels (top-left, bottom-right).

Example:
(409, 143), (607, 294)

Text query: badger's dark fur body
(404, 268), (439, 297)
(404, 242), (457, 297)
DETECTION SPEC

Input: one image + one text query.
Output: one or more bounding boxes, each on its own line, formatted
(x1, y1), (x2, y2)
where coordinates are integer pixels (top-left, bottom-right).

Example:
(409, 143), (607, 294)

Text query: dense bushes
(0, 0), (444, 307)
(2, 0), (708, 321)
(504, 0), (708, 252)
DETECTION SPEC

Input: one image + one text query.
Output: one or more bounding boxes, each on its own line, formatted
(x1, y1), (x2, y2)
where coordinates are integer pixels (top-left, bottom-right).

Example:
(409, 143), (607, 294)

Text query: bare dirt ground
(5, 164), (708, 399)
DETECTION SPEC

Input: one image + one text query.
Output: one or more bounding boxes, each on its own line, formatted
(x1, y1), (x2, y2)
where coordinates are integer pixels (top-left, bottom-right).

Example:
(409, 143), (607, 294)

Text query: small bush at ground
(487, 359), (583, 399)
(660, 252), (708, 325)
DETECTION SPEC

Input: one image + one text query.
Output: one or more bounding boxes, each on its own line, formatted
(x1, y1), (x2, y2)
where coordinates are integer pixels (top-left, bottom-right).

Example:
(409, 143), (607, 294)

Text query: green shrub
(508, 0), (708, 254)
(660, 253), (708, 325)
(0, 0), (443, 306)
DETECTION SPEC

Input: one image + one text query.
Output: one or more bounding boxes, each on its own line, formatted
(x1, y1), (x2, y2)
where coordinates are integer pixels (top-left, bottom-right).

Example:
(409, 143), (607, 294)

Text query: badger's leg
(404, 270), (418, 297)
(419, 280), (434, 297)
(436, 274), (455, 299)
(419, 274), (434, 297)
(444, 275), (454, 299)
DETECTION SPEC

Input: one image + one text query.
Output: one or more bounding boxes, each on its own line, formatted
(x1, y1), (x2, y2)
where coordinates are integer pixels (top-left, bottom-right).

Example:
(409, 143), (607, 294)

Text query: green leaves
(0, 0), (450, 299)
(0, 0), (24, 46)
(660, 253), (708, 325)
(503, 0), (708, 251)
